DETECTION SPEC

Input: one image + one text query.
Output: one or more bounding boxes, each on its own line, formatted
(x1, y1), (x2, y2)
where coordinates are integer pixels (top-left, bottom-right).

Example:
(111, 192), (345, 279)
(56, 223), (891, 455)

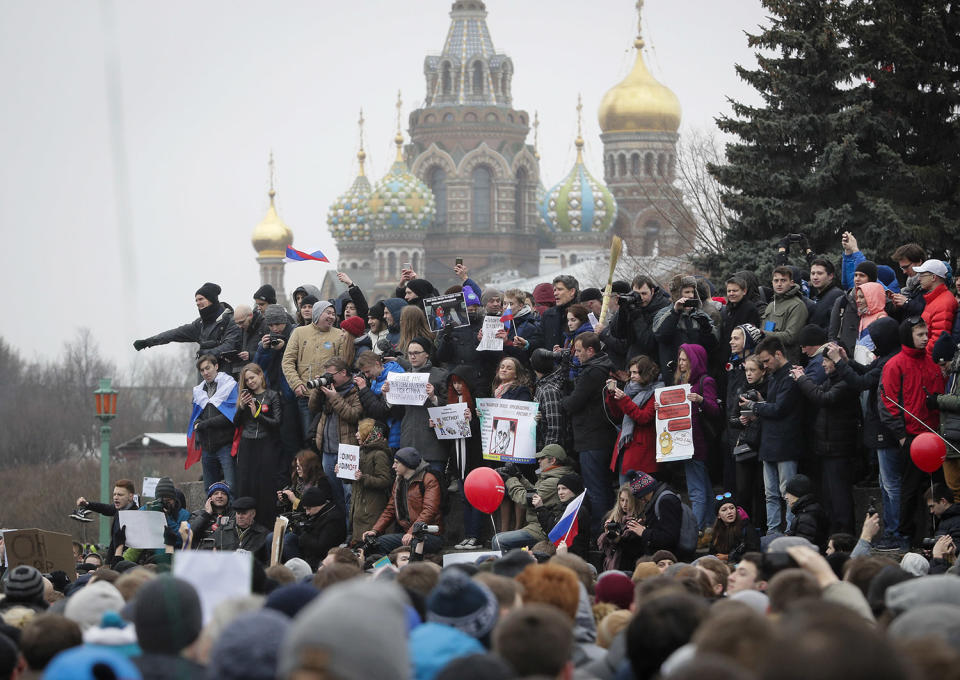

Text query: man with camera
(611, 274), (672, 377)
(928, 483), (960, 545)
(190, 481), (234, 548)
(363, 447), (444, 555)
(308, 357), (362, 522)
(354, 352), (405, 449)
(652, 276), (718, 385)
(491, 444), (574, 552)
(282, 300), (355, 438)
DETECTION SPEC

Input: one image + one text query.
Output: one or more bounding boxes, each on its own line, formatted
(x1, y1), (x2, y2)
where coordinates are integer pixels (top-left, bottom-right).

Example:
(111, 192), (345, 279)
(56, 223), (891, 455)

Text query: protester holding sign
(342, 419), (393, 541)
(442, 367), (487, 549)
(76, 479), (139, 561)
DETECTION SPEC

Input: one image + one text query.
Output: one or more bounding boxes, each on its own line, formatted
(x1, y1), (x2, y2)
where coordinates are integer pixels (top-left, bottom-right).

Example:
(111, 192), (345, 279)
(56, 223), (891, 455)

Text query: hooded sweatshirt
(680, 343), (721, 462)
(879, 321), (945, 440)
(854, 282), (889, 365)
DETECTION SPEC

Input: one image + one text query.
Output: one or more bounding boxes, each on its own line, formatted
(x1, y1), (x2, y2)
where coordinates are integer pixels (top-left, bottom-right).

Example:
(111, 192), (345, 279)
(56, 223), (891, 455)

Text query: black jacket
(536, 497), (592, 561)
(795, 370), (860, 457)
(726, 364), (763, 452)
(295, 503), (347, 570)
(540, 300), (575, 354)
(435, 315), (512, 397)
(240, 310), (269, 362)
(808, 282), (844, 329)
(234, 389), (281, 439)
(935, 503), (960, 545)
(84, 500), (138, 558)
(652, 304), (718, 386)
(640, 483), (683, 557)
(145, 303), (242, 374)
(193, 398), (236, 453)
(561, 352), (616, 452)
(787, 494), (829, 550)
(720, 299), (762, 349)
(752, 363), (805, 462)
(611, 287), (672, 368)
(190, 509), (269, 561)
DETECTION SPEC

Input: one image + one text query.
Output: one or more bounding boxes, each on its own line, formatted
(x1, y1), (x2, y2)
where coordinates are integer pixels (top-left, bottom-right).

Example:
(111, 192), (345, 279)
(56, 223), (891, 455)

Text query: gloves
(193, 419), (208, 432)
(926, 393), (941, 412)
(116, 526), (126, 548)
(133, 339), (149, 351)
(163, 525), (178, 547)
(495, 463), (520, 481)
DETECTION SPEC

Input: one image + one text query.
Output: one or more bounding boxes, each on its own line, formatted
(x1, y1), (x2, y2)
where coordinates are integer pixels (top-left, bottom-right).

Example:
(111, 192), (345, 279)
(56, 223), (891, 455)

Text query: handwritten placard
(428, 403), (472, 440)
(385, 372), (430, 405)
(337, 443), (360, 480)
(477, 316), (504, 352)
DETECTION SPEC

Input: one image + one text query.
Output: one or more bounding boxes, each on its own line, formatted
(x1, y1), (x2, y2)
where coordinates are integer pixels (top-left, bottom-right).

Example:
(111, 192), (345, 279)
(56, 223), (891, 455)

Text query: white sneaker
(456, 537), (480, 550)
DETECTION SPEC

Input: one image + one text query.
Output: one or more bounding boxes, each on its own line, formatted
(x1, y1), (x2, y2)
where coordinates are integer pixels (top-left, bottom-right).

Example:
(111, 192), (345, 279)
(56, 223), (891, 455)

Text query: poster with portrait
(477, 398), (539, 463)
(428, 403), (472, 440)
(654, 384), (695, 463)
(422, 293), (469, 332)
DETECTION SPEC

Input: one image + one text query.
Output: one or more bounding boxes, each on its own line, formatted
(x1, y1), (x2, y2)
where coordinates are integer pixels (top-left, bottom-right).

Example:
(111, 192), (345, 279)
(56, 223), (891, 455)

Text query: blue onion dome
(367, 131), (436, 231)
(328, 147), (372, 242)
(540, 134), (616, 233)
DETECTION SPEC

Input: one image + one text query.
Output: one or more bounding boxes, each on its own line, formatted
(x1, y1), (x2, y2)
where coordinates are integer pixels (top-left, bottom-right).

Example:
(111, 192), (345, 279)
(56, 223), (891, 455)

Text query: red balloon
(911, 432), (947, 473)
(464, 467), (505, 514)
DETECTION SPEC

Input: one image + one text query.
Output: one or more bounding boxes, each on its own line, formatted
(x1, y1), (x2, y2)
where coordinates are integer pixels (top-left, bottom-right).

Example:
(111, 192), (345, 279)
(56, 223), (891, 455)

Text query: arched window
(473, 62), (484, 95)
(643, 220), (661, 256)
(515, 167), (528, 231)
(412, 252), (421, 272)
(400, 251), (410, 269)
(472, 166), (492, 229)
(657, 154), (666, 177)
(570, 254), (578, 265)
(644, 153), (654, 176)
(606, 155), (615, 178)
(429, 167), (447, 229)
(442, 63), (452, 95)
(350, 262), (358, 270)
(377, 252), (384, 279)
(617, 154), (627, 177)
(631, 153), (641, 175)
(387, 252), (397, 280)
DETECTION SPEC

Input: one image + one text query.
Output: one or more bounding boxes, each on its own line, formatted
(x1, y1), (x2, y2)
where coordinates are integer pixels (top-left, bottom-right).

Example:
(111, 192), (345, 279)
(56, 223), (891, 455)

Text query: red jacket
(922, 283), (958, 358)
(605, 391), (658, 474)
(880, 344), (944, 440)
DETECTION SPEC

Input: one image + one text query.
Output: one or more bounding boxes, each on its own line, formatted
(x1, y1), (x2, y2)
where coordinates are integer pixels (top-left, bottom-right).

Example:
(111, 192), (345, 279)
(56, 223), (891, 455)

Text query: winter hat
(206, 481), (232, 500)
(887, 603), (960, 649)
(83, 611), (141, 658)
(283, 558), (313, 582)
(409, 335), (434, 356)
(933, 332), (957, 364)
(557, 473), (585, 497)
(492, 549), (537, 579)
(64, 581), (125, 632)
(463, 287), (481, 307)
(877, 265), (901, 293)
(132, 576), (202, 655)
(2, 566), (45, 605)
(394, 447), (422, 469)
(737, 323), (763, 351)
(311, 300), (333, 324)
(42, 646), (141, 680)
(651, 550), (678, 564)
(854, 260), (878, 282)
(886, 575), (960, 614)
(627, 471), (657, 498)
(154, 477), (176, 500)
(797, 324), (827, 348)
(426, 569), (499, 643)
(766, 536), (816, 553)
(729, 589), (770, 615)
(278, 580), (410, 680)
(580, 287), (603, 303)
(532, 283), (555, 306)
(263, 304), (288, 325)
(899, 316), (926, 347)
(900, 552), (930, 577)
(301, 486), (331, 509)
(196, 282), (222, 306)
(714, 492), (738, 517)
(784, 473), (813, 498)
(481, 288), (503, 306)
(368, 301), (386, 321)
(207, 609), (291, 680)
(409, 622), (485, 679)
(253, 284), (277, 305)
(265, 583), (320, 618)
(340, 315), (367, 338)
(300, 294), (319, 308)
(406, 279), (438, 301)
(594, 571), (635, 610)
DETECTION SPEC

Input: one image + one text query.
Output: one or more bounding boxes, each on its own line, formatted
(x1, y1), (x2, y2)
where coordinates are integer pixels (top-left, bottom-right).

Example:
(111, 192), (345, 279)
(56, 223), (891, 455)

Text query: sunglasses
(715, 492), (733, 502)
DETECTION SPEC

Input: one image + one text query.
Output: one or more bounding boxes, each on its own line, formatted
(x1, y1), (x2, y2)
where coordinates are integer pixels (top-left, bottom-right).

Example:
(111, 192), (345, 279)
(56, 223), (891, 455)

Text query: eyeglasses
(715, 492), (733, 502)
(407, 350), (427, 356)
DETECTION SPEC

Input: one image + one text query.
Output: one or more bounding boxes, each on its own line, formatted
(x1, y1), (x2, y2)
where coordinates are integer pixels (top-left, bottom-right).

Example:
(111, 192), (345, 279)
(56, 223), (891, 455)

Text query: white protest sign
(442, 551), (501, 566)
(142, 477), (160, 498)
(477, 398), (540, 463)
(428, 403), (472, 440)
(337, 443), (360, 480)
(385, 371), (430, 405)
(477, 316), (504, 351)
(118, 510), (167, 549)
(588, 312), (600, 328)
(654, 384), (695, 463)
(174, 551), (253, 624)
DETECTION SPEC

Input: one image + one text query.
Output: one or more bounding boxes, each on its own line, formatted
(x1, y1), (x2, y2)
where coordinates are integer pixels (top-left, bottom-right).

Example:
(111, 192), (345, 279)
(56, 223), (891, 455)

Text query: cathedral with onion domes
(251, 0), (694, 302)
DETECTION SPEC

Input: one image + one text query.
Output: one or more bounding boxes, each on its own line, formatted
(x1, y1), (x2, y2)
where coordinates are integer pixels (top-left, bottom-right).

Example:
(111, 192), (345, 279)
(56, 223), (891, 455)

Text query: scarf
(494, 381), (514, 399)
(617, 380), (663, 452)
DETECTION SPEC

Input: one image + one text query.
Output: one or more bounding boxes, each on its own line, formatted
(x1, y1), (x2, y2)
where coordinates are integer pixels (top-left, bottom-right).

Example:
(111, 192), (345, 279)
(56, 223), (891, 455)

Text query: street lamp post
(93, 378), (119, 547)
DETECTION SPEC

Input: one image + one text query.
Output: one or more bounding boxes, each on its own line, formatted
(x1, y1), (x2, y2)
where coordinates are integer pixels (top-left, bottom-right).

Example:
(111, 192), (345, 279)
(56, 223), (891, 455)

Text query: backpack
(415, 469), (452, 517)
(654, 488), (698, 557)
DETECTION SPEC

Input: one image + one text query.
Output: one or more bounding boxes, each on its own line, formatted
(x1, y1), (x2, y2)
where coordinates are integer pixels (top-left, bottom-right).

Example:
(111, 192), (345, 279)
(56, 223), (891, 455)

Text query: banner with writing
(428, 403), (472, 440)
(477, 316), (504, 351)
(337, 443), (360, 480)
(385, 372), (430, 405)
(477, 398), (539, 463)
(654, 384), (695, 463)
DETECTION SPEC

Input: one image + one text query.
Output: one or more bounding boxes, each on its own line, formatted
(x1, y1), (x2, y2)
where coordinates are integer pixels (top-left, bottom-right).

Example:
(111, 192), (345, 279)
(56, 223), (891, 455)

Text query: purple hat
(463, 287), (481, 307)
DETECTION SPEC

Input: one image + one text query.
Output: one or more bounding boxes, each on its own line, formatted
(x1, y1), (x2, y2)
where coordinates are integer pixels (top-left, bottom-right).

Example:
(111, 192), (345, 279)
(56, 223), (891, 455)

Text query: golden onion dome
(251, 189), (294, 257)
(597, 5), (681, 134)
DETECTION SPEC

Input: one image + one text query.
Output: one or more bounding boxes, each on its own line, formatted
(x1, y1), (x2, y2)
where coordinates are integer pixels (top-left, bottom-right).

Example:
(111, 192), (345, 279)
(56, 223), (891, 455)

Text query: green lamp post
(93, 378), (119, 547)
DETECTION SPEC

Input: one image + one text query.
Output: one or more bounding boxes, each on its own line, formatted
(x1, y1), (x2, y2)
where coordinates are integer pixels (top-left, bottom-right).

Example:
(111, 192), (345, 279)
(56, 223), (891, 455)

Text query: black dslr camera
(605, 520), (623, 539)
(306, 373), (336, 389)
(741, 389), (761, 402)
(269, 333), (284, 347)
(617, 291), (643, 308)
(410, 521), (440, 540)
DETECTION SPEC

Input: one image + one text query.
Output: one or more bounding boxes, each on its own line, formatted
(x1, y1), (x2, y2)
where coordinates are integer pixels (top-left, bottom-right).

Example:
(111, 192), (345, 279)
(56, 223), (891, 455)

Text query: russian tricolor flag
(185, 374), (240, 470)
(500, 304), (514, 331)
(548, 490), (587, 548)
(285, 246), (330, 263)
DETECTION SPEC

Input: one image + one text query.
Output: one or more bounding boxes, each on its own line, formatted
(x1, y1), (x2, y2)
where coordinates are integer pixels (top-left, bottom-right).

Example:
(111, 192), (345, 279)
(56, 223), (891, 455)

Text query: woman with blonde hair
(597, 483), (644, 571)
(340, 418), (393, 541)
(234, 362), (282, 525)
(398, 305), (434, 356)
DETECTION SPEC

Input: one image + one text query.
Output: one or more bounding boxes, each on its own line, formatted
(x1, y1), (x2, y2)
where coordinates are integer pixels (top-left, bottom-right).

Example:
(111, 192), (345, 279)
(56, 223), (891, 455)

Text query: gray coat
(398, 362), (451, 463)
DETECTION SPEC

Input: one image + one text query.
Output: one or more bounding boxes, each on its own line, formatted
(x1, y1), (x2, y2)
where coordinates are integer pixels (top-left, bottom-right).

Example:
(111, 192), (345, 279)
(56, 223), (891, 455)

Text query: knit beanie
(409, 335), (434, 356)
(651, 550), (677, 564)
(426, 569), (499, 643)
(42, 646), (141, 680)
(714, 492), (738, 517)
(580, 287), (603, 303)
(933, 332), (957, 364)
(340, 315), (367, 338)
(855, 260), (878, 282)
(278, 580), (410, 680)
(253, 284), (277, 305)
(82, 611), (141, 658)
(395, 447), (422, 469)
(797, 324), (827, 348)
(264, 304), (288, 325)
(64, 581), (125, 632)
(283, 558), (313, 582)
(406, 279), (437, 301)
(594, 571), (634, 610)
(206, 480), (232, 499)
(627, 471), (657, 498)
(558, 473), (585, 497)
(369, 301), (386, 321)
(737, 323), (763, 351)
(463, 287), (481, 307)
(481, 288), (503, 306)
(312, 300), (333, 324)
(300, 294), (319, 308)
(265, 583), (320, 618)
(195, 282), (221, 306)
(301, 486), (332, 509)
(900, 553), (930, 578)
(132, 576), (202, 654)
(154, 477), (176, 500)
(533, 283), (555, 306)
(2, 566), (45, 605)
(784, 473), (813, 498)
(207, 609), (291, 680)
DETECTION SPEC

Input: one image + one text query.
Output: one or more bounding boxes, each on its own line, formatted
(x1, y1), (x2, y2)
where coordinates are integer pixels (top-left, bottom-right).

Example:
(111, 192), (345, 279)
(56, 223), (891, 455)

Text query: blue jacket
(254, 331), (295, 400)
(370, 361), (405, 448)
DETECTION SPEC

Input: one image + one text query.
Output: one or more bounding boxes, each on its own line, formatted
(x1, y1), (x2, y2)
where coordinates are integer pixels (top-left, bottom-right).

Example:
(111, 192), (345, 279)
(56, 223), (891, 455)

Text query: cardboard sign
(337, 443), (360, 480)
(385, 372), (430, 405)
(174, 551), (253, 624)
(423, 293), (469, 332)
(142, 477), (160, 498)
(477, 398), (539, 463)
(428, 403), (472, 440)
(3, 529), (76, 577)
(655, 384), (695, 462)
(118, 510), (166, 549)
(477, 316), (504, 351)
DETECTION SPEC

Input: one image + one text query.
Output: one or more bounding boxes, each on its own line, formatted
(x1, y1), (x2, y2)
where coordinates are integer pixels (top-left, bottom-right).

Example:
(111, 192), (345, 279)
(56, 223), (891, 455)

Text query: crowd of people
(4, 232), (960, 677)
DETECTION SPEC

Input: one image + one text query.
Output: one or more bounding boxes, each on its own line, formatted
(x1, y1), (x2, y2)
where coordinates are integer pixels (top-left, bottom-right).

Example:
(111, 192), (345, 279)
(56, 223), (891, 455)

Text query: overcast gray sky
(0, 0), (768, 369)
